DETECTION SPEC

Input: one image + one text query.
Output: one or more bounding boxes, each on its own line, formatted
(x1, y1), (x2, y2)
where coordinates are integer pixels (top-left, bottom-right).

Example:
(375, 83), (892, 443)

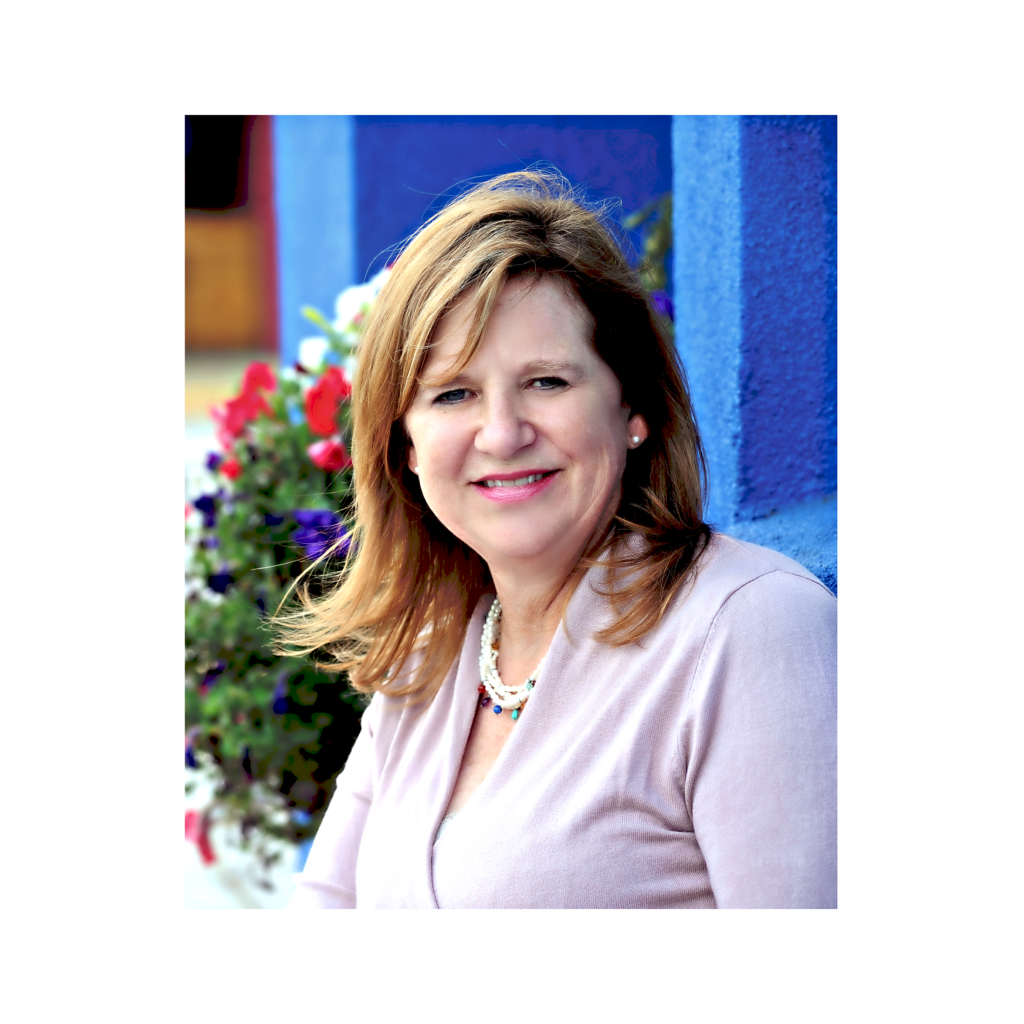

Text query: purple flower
(201, 536), (219, 549)
(207, 572), (234, 594)
(264, 512), (284, 527)
(201, 659), (227, 690)
(205, 452), (223, 472)
(291, 527), (330, 560)
(291, 509), (349, 560)
(651, 290), (674, 322)
(271, 674), (289, 715)
(292, 509), (339, 529)
(193, 493), (218, 529)
(185, 744), (197, 768)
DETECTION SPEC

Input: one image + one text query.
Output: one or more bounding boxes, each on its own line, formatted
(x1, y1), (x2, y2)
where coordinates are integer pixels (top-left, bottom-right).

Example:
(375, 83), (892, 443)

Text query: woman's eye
(433, 388), (470, 405)
(530, 377), (569, 391)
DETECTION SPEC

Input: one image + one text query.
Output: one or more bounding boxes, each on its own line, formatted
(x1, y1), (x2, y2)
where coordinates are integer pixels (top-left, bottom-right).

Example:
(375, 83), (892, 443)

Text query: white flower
(333, 266), (392, 332)
(298, 336), (331, 373)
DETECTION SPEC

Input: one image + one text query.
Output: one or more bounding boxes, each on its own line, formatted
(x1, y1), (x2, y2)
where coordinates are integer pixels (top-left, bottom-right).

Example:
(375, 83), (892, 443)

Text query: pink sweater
(289, 534), (837, 909)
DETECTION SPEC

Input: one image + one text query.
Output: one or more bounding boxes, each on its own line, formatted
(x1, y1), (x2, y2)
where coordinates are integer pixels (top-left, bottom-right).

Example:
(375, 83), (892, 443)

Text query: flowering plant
(623, 192), (674, 334)
(185, 269), (389, 882)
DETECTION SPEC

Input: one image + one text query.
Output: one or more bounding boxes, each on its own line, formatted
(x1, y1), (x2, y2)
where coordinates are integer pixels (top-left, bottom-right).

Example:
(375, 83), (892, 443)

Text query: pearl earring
(411, 466), (419, 475)
(631, 436), (641, 446)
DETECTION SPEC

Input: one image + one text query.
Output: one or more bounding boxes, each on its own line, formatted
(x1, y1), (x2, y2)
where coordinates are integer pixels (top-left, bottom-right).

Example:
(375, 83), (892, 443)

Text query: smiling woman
(274, 170), (837, 909)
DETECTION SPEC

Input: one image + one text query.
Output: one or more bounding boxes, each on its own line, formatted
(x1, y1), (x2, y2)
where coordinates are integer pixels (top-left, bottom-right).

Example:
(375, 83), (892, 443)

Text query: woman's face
(403, 276), (647, 578)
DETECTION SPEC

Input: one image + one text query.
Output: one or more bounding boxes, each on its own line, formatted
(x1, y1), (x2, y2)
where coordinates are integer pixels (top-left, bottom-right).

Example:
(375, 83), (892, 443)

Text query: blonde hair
(274, 170), (710, 700)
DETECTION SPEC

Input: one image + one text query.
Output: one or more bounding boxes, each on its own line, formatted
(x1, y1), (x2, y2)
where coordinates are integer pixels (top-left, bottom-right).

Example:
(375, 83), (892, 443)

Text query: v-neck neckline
(426, 592), (553, 906)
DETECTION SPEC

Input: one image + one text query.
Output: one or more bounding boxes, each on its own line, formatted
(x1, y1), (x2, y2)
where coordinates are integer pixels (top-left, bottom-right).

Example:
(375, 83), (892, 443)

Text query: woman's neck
(484, 512), (618, 675)
(488, 565), (577, 677)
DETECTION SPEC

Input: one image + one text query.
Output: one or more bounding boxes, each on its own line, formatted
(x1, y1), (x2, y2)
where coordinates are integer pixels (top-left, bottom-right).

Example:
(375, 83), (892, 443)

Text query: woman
(280, 171), (837, 909)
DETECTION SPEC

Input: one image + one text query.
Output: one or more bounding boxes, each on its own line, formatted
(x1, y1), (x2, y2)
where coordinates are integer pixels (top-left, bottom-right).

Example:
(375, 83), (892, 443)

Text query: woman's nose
(475, 392), (535, 459)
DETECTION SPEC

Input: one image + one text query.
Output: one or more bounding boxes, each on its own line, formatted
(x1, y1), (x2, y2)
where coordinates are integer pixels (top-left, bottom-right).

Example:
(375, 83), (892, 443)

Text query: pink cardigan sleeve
(287, 695), (379, 909)
(682, 571), (838, 909)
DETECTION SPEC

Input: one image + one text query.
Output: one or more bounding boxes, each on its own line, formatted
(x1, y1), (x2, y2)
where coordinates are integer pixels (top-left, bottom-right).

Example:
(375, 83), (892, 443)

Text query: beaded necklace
(477, 597), (544, 721)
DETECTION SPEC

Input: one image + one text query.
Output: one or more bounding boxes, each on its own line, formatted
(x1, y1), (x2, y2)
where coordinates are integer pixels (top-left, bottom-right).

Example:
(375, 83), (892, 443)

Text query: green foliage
(623, 192), (673, 294)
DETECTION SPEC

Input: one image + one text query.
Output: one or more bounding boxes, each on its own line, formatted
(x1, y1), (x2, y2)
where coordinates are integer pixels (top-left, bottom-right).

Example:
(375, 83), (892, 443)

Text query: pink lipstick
(472, 469), (558, 503)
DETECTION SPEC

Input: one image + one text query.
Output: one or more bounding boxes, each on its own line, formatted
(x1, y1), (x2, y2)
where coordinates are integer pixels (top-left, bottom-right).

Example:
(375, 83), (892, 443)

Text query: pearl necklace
(477, 597), (544, 722)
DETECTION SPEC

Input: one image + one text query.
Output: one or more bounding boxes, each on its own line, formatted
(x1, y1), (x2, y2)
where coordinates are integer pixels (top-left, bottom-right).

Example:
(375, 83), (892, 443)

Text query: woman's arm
(287, 694), (380, 909)
(683, 571), (838, 909)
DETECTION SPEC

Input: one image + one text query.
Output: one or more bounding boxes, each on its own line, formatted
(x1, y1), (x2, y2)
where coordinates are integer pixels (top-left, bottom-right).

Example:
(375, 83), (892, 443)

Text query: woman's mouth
(472, 470), (558, 502)
(482, 472), (547, 488)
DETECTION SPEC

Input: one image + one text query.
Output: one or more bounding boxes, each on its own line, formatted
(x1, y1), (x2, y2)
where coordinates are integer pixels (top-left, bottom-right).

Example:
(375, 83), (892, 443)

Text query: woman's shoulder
(363, 596), (490, 725)
(666, 531), (833, 625)
(357, 644), (431, 729)
(644, 532), (836, 664)
(569, 530), (833, 645)
(692, 532), (835, 601)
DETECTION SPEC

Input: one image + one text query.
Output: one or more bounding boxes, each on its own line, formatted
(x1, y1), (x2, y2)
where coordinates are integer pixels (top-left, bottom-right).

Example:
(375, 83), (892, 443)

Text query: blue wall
(272, 115), (356, 370)
(271, 116), (672, 368)
(352, 116), (672, 281)
(673, 115), (837, 592)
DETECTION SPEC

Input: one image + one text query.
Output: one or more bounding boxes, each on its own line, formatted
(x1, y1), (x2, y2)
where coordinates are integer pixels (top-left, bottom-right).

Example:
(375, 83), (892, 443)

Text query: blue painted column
(272, 115), (357, 369)
(673, 115), (837, 592)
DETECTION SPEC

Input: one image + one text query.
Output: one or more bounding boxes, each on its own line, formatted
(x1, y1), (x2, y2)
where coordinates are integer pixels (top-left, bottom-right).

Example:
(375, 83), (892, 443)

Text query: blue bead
(494, 705), (502, 714)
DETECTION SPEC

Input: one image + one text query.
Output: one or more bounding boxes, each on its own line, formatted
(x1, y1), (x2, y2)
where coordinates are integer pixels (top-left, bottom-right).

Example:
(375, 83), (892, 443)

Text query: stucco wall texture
(673, 115), (837, 593)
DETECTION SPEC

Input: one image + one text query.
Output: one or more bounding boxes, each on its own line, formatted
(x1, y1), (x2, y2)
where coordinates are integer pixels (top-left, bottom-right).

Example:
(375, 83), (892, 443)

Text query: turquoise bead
(511, 708), (519, 721)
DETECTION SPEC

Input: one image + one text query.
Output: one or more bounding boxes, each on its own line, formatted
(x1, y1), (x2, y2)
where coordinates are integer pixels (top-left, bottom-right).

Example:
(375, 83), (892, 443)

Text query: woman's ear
(627, 413), (649, 448)
(407, 443), (419, 475)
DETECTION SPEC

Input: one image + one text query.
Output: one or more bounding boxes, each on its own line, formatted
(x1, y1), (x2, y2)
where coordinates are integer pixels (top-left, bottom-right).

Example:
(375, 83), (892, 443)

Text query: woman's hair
(274, 170), (711, 700)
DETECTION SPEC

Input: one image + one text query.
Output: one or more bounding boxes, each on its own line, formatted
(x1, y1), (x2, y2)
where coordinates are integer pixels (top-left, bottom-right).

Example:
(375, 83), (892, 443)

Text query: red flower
(220, 457), (242, 480)
(305, 366), (352, 437)
(211, 391), (270, 448)
(307, 439), (351, 472)
(209, 361), (276, 449)
(185, 809), (216, 865)
(241, 361), (275, 395)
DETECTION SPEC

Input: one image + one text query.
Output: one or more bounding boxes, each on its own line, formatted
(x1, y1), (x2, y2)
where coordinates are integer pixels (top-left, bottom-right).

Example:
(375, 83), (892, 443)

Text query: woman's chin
(475, 532), (585, 572)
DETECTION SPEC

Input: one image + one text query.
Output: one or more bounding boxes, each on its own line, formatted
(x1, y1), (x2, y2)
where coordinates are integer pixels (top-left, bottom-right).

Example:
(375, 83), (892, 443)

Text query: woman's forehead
(424, 276), (593, 373)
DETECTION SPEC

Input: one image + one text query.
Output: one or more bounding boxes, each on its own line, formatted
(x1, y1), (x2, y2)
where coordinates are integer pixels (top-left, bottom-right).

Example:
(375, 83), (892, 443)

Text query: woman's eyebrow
(419, 360), (583, 390)
(521, 360), (581, 375)
(419, 370), (473, 389)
